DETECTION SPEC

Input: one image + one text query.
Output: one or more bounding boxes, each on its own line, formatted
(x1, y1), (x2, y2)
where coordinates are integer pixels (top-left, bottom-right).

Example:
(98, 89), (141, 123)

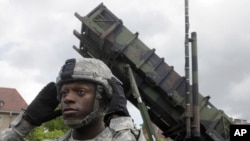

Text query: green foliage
(145, 138), (165, 141)
(25, 116), (69, 141)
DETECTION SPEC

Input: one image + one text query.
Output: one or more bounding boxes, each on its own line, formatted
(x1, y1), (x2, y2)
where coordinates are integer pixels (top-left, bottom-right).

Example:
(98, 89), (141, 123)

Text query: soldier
(0, 57), (145, 141)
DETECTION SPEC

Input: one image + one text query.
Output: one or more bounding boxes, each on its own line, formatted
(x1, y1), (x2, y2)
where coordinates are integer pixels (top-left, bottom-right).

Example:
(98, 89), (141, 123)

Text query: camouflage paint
(73, 3), (232, 141)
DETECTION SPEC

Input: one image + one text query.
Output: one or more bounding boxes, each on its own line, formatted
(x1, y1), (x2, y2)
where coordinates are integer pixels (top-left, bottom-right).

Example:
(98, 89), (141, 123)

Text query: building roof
(0, 87), (28, 112)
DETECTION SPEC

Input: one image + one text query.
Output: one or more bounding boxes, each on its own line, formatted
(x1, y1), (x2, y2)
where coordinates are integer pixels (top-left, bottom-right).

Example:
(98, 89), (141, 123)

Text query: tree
(25, 116), (68, 141)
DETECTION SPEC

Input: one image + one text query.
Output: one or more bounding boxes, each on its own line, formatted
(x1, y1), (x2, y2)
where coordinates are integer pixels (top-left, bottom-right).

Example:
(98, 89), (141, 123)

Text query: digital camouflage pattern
(56, 57), (117, 100)
(0, 128), (24, 141)
(55, 117), (145, 141)
(0, 116), (145, 141)
(0, 112), (34, 141)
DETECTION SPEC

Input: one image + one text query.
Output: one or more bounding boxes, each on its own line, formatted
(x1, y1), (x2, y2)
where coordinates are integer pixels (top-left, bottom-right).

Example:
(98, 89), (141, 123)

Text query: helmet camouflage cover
(56, 57), (116, 100)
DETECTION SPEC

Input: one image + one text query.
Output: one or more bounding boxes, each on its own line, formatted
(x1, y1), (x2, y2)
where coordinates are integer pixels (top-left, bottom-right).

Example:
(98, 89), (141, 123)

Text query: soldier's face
(60, 81), (96, 121)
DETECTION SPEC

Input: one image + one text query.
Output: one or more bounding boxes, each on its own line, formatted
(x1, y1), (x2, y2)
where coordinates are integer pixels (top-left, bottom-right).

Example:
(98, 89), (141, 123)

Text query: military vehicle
(72, 3), (232, 141)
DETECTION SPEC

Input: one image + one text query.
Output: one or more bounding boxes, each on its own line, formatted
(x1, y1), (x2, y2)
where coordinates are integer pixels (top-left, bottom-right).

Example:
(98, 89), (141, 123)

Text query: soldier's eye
(77, 89), (86, 96)
(60, 91), (68, 98)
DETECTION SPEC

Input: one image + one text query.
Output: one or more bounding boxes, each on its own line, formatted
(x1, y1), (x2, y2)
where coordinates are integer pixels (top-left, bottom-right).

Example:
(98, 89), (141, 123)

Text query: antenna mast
(184, 0), (192, 139)
(184, 0), (201, 140)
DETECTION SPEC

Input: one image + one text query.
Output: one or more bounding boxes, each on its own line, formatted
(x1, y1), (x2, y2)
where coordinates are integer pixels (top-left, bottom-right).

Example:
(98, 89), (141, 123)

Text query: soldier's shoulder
(109, 116), (135, 131)
(109, 116), (146, 141)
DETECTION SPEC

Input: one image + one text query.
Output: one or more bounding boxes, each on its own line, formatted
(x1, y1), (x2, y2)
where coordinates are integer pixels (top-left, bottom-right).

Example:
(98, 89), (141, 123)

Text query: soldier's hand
(25, 82), (61, 126)
(104, 77), (129, 125)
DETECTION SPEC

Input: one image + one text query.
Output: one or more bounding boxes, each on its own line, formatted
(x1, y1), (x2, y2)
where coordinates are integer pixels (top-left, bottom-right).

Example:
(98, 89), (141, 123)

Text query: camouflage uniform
(0, 128), (24, 141)
(0, 116), (145, 141)
(55, 117), (145, 141)
(0, 112), (34, 141)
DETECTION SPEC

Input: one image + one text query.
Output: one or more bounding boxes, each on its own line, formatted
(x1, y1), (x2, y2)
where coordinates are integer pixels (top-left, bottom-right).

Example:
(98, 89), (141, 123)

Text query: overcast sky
(1, 0), (250, 126)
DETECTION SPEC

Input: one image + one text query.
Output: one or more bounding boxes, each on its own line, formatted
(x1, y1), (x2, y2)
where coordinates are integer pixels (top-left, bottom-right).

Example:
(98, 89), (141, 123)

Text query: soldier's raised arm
(0, 82), (61, 141)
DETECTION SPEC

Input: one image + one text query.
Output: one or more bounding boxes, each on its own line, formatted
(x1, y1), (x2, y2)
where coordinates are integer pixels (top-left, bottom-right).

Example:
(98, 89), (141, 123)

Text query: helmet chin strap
(64, 87), (103, 129)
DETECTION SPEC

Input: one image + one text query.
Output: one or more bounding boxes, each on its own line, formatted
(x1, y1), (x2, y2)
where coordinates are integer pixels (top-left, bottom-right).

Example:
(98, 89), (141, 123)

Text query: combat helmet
(56, 57), (117, 128)
(56, 57), (115, 100)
